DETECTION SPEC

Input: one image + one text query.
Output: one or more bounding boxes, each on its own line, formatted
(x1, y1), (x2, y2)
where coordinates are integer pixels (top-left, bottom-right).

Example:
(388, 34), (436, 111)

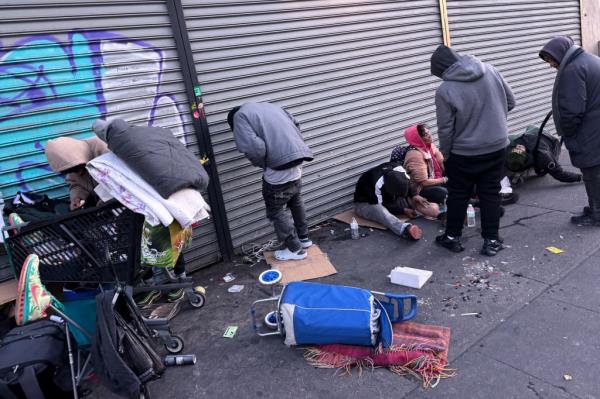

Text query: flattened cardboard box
(264, 245), (337, 284)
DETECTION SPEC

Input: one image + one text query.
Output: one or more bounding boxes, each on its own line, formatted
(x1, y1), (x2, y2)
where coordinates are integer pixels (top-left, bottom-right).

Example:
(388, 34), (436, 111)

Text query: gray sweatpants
(354, 202), (409, 237)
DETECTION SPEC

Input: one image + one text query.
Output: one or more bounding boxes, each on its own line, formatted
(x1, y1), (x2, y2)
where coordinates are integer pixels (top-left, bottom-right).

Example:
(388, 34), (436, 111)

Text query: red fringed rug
(303, 322), (455, 388)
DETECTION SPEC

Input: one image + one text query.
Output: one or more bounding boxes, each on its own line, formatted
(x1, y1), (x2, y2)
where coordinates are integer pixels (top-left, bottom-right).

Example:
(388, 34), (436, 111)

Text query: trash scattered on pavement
(460, 312), (481, 317)
(545, 246), (565, 254)
(223, 326), (238, 338)
(563, 374), (573, 381)
(223, 272), (236, 282)
(228, 284), (244, 293)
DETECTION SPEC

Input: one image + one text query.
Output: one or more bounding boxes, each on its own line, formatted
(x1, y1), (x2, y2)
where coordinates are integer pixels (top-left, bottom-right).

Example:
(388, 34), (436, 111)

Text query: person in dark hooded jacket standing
(539, 36), (600, 226)
(431, 45), (515, 256)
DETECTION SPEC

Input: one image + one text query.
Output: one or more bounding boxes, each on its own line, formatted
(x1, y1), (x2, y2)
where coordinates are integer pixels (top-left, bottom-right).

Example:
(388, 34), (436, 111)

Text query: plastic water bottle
(0, 191), (5, 243)
(350, 217), (360, 239)
(466, 204), (476, 227)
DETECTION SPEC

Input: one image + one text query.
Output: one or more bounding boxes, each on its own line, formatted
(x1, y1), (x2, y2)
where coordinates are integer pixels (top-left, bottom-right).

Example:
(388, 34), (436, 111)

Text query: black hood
(431, 45), (461, 78)
(539, 36), (574, 64)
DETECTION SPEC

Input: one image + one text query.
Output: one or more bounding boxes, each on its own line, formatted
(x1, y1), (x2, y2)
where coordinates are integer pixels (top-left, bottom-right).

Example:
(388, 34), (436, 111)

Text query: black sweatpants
(445, 149), (506, 240)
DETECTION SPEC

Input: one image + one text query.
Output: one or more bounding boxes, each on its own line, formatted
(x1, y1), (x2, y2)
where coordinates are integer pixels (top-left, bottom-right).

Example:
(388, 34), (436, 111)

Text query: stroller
(251, 270), (418, 348)
(4, 199), (201, 353)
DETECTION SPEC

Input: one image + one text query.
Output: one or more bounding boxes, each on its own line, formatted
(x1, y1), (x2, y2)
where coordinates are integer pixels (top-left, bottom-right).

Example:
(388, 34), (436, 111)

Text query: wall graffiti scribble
(0, 31), (188, 198)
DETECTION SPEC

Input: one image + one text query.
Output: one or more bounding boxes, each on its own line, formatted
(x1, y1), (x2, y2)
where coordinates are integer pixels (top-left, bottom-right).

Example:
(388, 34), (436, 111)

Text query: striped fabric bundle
(304, 322), (455, 388)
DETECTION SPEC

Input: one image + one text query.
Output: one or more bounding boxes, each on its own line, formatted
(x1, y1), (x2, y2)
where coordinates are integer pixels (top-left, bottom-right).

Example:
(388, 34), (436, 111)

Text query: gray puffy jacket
(232, 102), (313, 170)
(104, 119), (209, 198)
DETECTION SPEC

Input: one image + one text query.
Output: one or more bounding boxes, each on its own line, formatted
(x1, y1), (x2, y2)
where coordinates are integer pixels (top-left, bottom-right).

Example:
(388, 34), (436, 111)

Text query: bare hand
(411, 195), (429, 208)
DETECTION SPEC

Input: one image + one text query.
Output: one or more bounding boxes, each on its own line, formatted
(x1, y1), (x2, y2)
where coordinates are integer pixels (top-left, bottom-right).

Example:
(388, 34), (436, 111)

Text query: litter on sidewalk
(223, 326), (238, 338)
(545, 246), (565, 254)
(228, 285), (244, 293)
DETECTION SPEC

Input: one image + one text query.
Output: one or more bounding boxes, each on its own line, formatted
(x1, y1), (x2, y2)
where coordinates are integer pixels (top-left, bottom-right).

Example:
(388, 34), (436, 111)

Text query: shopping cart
(4, 199), (191, 353)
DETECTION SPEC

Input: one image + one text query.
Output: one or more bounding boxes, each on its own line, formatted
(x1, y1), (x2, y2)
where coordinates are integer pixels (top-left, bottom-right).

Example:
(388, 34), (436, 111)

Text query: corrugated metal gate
(180, 0), (445, 248)
(446, 0), (582, 135)
(0, 0), (220, 280)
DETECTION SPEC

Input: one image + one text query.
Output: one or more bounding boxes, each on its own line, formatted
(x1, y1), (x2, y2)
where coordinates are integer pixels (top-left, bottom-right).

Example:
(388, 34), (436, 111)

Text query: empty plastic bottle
(466, 204), (476, 227)
(350, 217), (360, 239)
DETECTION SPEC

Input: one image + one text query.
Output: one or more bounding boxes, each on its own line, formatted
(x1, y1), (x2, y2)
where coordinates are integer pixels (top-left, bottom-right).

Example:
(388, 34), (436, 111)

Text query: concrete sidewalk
(96, 159), (599, 399)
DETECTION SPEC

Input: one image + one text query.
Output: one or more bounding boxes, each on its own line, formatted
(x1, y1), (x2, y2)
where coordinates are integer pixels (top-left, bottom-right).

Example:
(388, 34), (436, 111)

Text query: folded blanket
(304, 322), (455, 388)
(88, 152), (209, 227)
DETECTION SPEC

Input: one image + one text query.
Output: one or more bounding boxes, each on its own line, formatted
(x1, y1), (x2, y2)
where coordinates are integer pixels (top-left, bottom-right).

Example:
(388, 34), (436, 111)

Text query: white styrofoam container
(388, 266), (432, 289)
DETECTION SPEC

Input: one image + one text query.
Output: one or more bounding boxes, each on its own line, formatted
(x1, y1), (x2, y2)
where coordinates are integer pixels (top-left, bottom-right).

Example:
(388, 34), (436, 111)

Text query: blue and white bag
(278, 282), (416, 348)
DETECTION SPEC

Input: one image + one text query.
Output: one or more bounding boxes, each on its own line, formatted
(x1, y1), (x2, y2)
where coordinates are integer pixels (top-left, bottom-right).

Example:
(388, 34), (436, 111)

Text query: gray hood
(443, 55), (485, 82)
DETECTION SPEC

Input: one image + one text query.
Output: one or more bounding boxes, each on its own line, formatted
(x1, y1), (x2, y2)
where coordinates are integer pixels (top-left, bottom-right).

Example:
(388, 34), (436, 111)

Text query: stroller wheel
(165, 335), (184, 353)
(264, 311), (278, 329)
(258, 269), (282, 286)
(188, 292), (205, 308)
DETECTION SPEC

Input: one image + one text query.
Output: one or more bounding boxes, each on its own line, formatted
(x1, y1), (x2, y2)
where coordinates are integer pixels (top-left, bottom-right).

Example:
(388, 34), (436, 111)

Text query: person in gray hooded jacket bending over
(431, 45), (515, 257)
(228, 102), (314, 261)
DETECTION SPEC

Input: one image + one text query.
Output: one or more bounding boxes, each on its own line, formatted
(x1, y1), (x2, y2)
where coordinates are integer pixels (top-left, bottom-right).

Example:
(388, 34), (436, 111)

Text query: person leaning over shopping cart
(45, 136), (108, 211)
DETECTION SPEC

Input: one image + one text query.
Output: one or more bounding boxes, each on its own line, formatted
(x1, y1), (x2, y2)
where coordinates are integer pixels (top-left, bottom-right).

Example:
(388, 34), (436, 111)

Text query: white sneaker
(299, 237), (313, 249)
(274, 248), (307, 261)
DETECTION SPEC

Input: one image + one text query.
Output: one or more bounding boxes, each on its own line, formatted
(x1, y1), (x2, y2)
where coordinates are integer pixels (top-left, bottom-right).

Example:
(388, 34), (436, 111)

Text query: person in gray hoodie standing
(228, 102), (314, 261)
(431, 45), (515, 256)
(539, 36), (600, 227)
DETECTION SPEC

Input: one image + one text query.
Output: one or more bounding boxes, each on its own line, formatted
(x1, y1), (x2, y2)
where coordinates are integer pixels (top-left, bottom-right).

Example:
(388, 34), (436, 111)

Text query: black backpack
(0, 320), (73, 399)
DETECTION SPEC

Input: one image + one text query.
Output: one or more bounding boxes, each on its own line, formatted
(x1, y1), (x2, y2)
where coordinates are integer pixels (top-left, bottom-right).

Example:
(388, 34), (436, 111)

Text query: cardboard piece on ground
(0, 280), (17, 306)
(264, 245), (337, 284)
(333, 209), (409, 230)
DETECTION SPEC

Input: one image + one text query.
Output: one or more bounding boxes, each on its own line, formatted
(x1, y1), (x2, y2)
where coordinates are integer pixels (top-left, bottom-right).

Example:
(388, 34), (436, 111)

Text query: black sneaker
(435, 234), (464, 252)
(570, 213), (600, 226)
(500, 192), (519, 205)
(481, 239), (504, 256)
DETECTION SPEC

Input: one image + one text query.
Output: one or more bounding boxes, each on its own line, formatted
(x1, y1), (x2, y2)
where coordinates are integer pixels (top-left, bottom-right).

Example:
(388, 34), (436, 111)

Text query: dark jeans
(445, 149), (506, 240)
(262, 179), (308, 252)
(581, 164), (600, 219)
(420, 185), (448, 204)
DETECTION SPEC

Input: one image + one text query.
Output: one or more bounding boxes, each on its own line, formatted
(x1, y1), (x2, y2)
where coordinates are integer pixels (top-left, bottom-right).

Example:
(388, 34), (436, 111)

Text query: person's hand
(70, 197), (85, 211)
(411, 195), (429, 208)
(403, 208), (418, 218)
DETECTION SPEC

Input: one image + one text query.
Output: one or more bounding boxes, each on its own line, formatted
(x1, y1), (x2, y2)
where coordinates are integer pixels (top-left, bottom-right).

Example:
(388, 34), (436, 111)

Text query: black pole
(165, 0), (234, 260)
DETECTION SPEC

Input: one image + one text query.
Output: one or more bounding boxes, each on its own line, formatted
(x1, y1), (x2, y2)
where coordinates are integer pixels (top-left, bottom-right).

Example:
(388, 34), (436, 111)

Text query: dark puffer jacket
(540, 37), (600, 168)
(102, 119), (209, 198)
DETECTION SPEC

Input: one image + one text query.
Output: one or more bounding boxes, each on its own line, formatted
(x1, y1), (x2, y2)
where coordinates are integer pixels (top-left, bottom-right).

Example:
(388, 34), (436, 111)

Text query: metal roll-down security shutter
(0, 0), (219, 280)
(446, 0), (581, 135)
(181, 0), (444, 248)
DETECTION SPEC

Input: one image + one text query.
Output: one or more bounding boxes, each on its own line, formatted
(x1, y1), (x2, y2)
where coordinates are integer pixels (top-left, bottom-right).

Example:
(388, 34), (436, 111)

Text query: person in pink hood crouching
(402, 124), (448, 207)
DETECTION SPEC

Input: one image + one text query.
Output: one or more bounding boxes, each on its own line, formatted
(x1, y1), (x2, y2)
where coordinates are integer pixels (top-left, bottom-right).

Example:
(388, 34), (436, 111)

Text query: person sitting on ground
(506, 125), (582, 184)
(354, 162), (436, 241)
(401, 124), (448, 206)
(228, 102), (314, 261)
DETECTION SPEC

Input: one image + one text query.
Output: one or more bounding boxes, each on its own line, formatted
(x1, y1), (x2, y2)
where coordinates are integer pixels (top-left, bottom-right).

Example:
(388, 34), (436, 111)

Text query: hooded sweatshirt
(431, 45), (515, 158)
(539, 36), (600, 168)
(45, 136), (109, 206)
